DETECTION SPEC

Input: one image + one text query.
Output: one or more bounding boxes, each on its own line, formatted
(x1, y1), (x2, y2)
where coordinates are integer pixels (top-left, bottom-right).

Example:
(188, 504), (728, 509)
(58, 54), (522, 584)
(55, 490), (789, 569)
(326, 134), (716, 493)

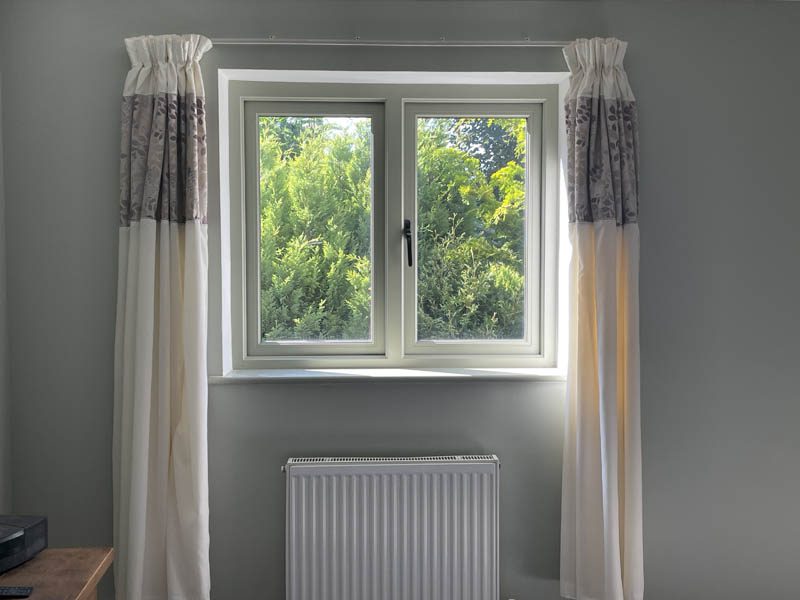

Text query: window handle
(403, 219), (413, 267)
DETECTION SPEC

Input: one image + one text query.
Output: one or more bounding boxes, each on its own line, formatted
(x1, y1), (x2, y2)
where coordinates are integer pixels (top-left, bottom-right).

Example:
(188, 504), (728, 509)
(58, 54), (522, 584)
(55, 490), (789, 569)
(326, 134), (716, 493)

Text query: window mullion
(384, 95), (404, 365)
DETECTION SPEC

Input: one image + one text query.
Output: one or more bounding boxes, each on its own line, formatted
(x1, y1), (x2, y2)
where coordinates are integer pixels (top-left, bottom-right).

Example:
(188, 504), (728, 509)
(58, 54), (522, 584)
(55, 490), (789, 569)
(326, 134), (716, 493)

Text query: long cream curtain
(113, 34), (212, 600)
(560, 38), (643, 600)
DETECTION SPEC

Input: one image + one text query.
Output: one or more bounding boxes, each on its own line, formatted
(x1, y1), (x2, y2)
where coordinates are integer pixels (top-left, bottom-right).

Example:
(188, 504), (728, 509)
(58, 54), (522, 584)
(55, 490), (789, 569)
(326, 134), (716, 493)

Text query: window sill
(209, 367), (566, 384)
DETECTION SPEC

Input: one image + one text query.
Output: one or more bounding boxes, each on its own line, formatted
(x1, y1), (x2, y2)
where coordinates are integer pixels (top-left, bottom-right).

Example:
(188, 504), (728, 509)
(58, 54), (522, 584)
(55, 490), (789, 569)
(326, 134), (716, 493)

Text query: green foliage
(416, 117), (526, 340)
(259, 117), (372, 341)
(258, 114), (527, 342)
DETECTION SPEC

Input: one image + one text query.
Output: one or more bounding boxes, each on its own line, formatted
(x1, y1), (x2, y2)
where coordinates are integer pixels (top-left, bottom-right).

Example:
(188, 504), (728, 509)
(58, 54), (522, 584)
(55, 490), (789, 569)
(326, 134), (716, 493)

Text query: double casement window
(225, 75), (560, 371)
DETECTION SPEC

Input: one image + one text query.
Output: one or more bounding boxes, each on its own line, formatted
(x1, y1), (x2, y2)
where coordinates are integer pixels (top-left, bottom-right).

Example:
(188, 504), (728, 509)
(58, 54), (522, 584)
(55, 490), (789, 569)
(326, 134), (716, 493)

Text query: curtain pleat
(113, 34), (212, 600)
(560, 38), (643, 600)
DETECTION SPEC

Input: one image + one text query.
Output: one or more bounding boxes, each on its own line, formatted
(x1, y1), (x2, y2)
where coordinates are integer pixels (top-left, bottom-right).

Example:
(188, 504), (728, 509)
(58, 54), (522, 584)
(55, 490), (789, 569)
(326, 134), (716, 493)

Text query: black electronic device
(0, 516), (47, 575)
(0, 586), (33, 598)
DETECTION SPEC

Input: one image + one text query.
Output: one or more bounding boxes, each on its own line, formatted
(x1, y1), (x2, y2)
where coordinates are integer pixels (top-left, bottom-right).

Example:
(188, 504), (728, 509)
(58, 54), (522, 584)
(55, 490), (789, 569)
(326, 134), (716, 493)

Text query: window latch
(403, 219), (413, 267)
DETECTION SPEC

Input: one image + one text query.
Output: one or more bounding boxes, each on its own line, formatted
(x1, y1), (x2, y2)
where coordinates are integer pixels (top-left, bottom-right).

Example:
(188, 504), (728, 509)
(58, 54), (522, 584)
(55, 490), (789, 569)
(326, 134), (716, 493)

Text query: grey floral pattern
(119, 92), (207, 226)
(566, 95), (640, 225)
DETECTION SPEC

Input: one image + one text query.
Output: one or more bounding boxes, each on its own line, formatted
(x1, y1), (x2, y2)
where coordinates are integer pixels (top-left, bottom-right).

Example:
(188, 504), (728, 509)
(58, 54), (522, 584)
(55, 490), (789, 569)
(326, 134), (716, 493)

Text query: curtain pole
(209, 37), (570, 48)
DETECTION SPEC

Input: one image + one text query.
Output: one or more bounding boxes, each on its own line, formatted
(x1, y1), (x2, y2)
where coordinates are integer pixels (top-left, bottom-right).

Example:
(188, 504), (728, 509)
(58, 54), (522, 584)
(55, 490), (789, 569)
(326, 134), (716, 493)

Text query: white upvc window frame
(216, 70), (569, 377)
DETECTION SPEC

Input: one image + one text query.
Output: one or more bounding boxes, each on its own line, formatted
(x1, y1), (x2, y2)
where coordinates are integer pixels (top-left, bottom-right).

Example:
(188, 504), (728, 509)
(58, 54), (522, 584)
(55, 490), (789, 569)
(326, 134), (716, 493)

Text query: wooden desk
(0, 548), (113, 600)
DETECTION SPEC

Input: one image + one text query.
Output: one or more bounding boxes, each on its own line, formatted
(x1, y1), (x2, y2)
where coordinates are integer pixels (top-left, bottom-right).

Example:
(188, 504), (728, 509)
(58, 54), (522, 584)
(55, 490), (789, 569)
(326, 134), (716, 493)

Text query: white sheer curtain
(560, 38), (644, 600)
(113, 34), (212, 600)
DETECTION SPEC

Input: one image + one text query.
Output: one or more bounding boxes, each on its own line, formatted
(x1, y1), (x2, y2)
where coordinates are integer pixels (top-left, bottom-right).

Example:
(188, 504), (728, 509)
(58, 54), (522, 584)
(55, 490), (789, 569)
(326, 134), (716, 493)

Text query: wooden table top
(0, 548), (114, 600)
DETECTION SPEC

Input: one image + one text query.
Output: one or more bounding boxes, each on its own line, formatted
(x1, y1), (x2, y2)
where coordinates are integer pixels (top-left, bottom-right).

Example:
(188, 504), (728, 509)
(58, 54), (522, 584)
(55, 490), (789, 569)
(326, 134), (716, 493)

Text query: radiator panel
(285, 457), (499, 600)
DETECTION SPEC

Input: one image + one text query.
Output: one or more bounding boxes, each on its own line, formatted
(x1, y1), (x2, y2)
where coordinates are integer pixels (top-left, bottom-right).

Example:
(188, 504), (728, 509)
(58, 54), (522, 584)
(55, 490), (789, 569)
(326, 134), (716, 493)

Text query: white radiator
(284, 455), (500, 600)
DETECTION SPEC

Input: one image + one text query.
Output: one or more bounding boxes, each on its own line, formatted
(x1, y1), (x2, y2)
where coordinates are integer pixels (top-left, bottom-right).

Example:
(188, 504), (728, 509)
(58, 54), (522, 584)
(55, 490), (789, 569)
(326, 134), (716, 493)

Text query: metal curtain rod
(210, 37), (570, 48)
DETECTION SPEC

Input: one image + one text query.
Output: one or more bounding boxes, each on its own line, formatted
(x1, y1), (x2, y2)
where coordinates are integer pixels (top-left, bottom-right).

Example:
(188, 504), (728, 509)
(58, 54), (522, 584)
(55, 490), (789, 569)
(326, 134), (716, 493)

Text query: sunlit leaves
(416, 117), (527, 340)
(257, 114), (528, 343)
(258, 117), (372, 341)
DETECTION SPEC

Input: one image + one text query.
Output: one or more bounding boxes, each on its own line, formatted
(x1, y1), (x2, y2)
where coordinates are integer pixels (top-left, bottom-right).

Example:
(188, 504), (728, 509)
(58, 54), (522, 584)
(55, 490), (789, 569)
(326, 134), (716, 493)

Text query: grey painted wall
(0, 74), (11, 513)
(0, 1), (799, 600)
(610, 4), (800, 598)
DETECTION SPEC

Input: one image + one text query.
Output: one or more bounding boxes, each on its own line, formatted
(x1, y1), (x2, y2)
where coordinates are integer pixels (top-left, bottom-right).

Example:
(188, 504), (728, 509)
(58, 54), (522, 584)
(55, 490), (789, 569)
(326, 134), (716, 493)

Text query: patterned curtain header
(564, 38), (639, 226)
(119, 34), (212, 227)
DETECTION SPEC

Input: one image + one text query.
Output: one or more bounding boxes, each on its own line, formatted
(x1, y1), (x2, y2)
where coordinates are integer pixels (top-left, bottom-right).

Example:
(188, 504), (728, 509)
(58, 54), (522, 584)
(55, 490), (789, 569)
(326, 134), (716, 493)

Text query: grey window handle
(403, 219), (413, 267)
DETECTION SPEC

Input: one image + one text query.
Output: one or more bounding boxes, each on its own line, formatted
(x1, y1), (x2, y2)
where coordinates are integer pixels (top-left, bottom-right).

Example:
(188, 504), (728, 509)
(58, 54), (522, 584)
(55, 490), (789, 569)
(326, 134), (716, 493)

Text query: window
(224, 75), (561, 371)
(244, 102), (385, 358)
(404, 104), (542, 358)
(258, 114), (375, 343)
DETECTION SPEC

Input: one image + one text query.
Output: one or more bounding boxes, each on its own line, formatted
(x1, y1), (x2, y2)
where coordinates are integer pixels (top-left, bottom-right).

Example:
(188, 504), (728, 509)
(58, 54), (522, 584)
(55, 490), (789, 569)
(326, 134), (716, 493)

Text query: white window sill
(209, 367), (566, 384)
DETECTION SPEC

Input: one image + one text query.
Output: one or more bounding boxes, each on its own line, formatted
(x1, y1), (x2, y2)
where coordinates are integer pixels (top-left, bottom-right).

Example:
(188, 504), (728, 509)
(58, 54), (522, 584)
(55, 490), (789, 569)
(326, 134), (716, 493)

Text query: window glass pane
(416, 116), (527, 341)
(258, 116), (373, 342)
